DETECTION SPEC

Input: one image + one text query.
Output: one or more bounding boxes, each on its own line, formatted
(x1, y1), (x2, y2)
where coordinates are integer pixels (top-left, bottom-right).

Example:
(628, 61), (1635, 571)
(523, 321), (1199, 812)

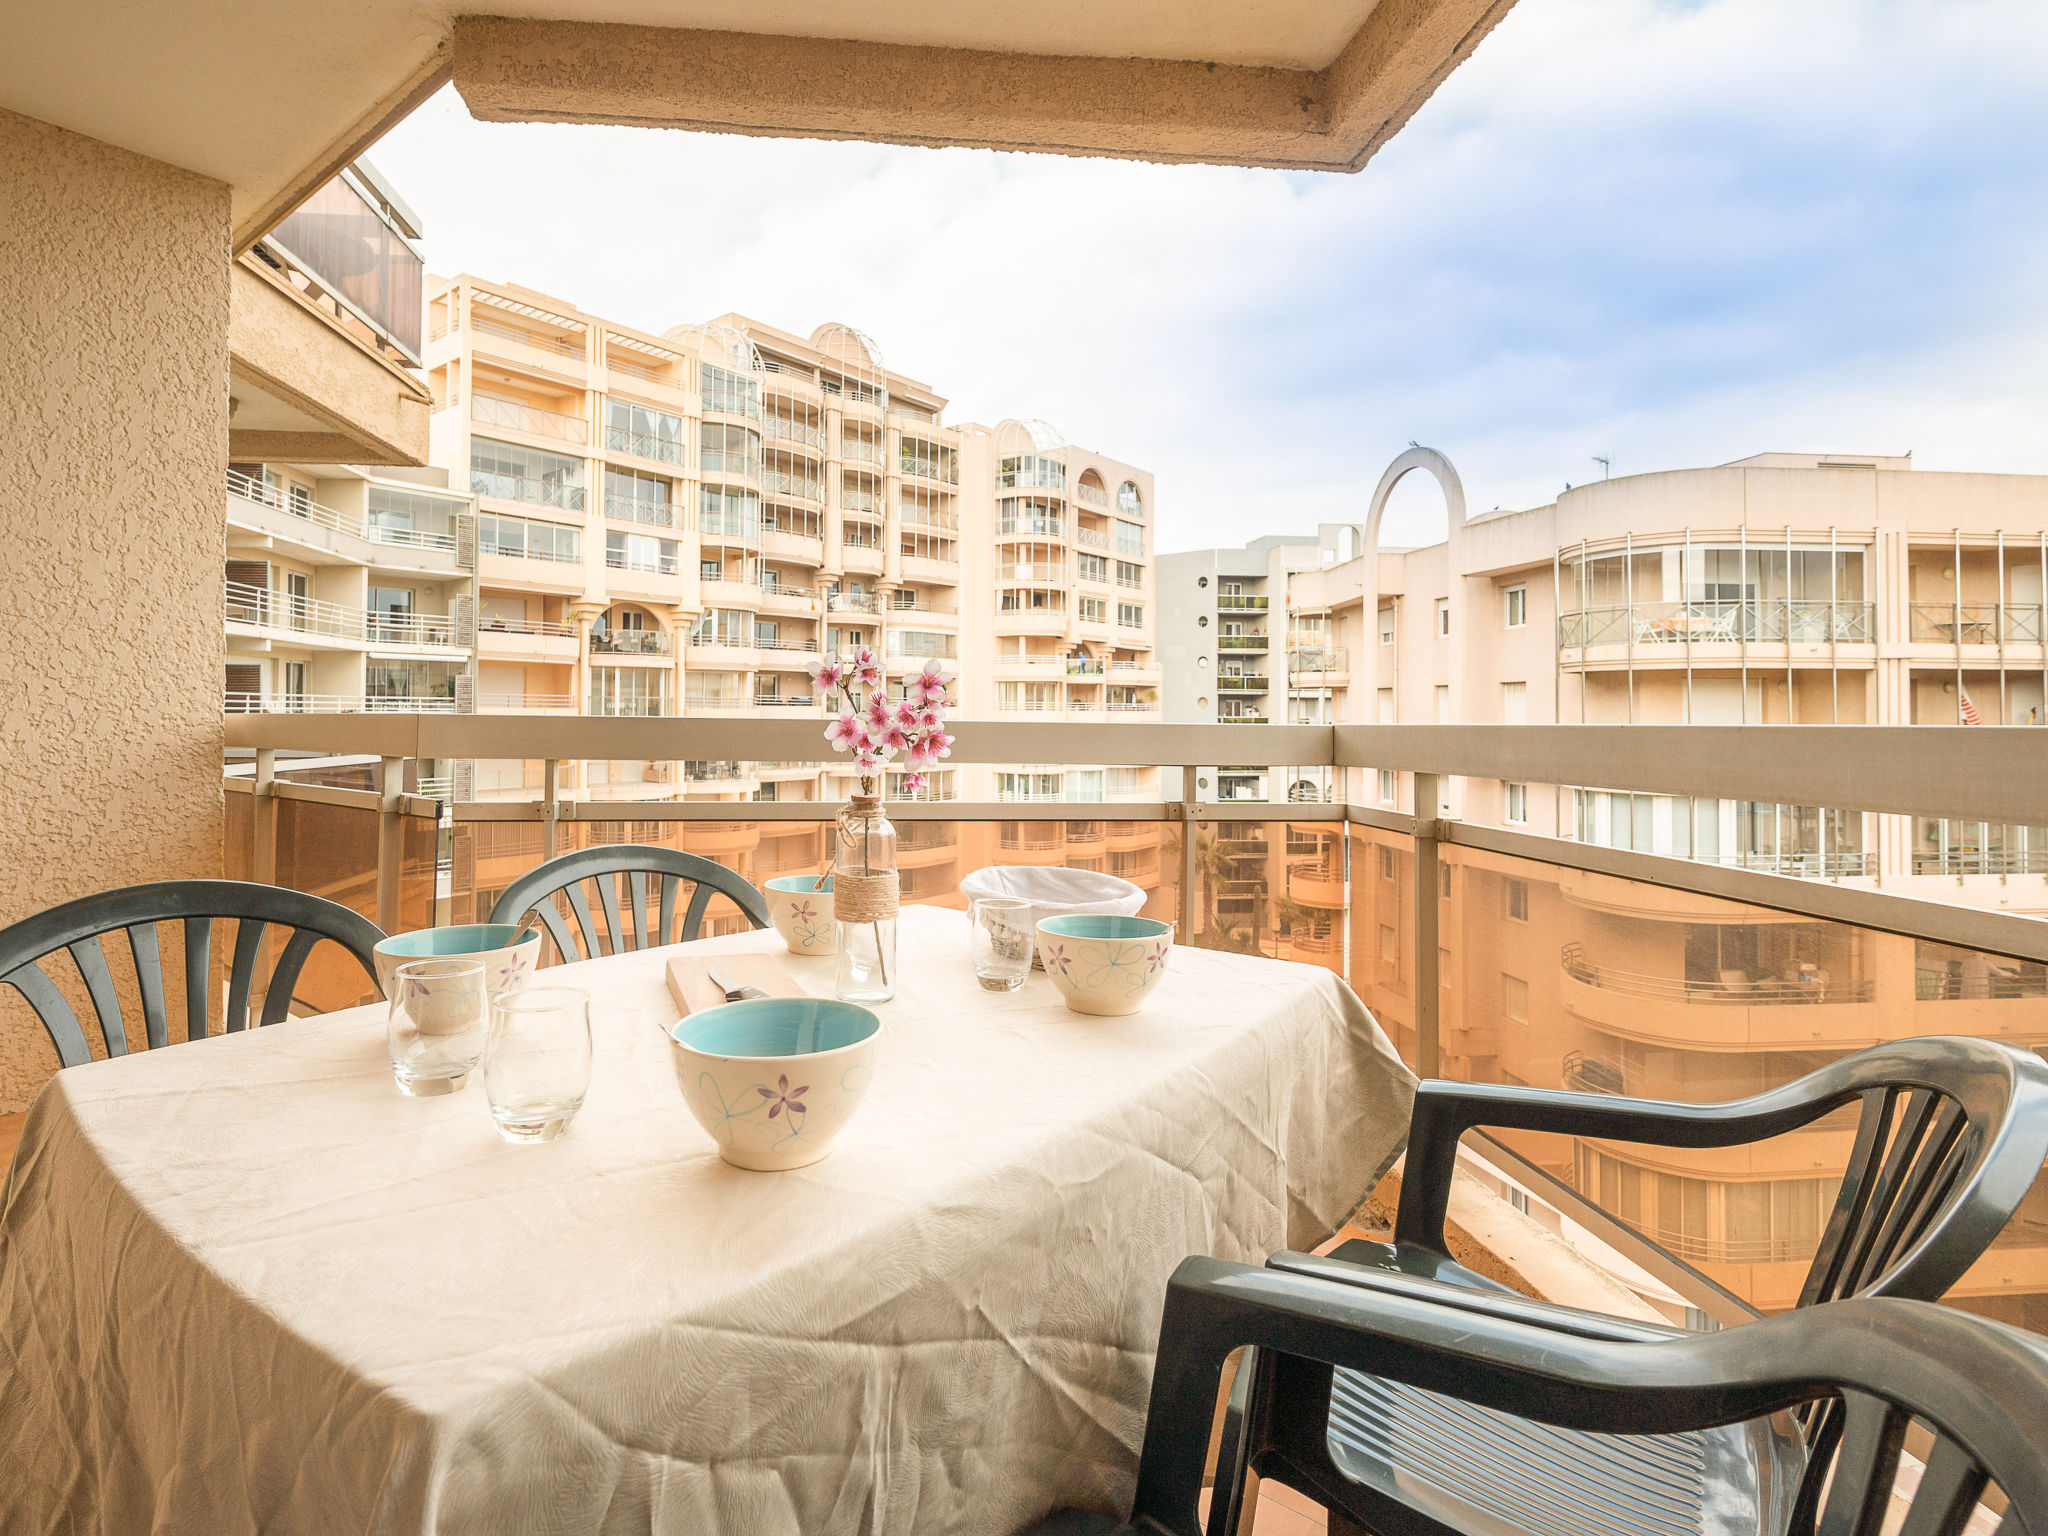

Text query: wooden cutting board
(666, 953), (810, 1018)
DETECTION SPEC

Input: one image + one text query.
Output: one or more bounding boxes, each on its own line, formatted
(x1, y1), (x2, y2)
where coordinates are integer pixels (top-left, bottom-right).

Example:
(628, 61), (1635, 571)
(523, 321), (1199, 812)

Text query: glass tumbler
(970, 897), (1036, 991)
(483, 985), (593, 1144)
(387, 958), (488, 1096)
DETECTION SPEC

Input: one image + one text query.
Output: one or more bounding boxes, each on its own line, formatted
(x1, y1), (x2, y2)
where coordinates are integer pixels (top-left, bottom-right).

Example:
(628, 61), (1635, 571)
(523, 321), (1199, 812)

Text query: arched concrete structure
(1363, 445), (1467, 559)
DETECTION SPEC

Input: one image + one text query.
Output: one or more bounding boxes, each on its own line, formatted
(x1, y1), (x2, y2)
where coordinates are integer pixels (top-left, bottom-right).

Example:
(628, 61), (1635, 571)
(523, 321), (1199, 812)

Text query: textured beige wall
(0, 109), (230, 1111)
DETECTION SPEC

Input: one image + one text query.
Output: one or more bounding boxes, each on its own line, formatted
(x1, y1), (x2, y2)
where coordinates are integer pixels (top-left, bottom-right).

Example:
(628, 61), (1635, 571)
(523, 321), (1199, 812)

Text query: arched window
(1117, 480), (1143, 515)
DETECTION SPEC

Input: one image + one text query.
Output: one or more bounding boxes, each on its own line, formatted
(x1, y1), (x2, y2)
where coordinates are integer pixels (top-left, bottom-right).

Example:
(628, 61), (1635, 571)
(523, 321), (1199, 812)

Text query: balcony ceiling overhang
(1, 0), (1516, 253)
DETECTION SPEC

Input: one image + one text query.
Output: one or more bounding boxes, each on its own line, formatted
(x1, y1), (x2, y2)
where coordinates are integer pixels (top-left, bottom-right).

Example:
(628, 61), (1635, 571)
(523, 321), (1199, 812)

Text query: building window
(1117, 480), (1143, 516)
(1077, 552), (1107, 583)
(1502, 681), (1527, 724)
(605, 399), (685, 463)
(1505, 585), (1528, 628)
(479, 512), (580, 563)
(1436, 599), (1450, 637)
(1116, 561), (1144, 589)
(1501, 974), (1529, 1022)
(1503, 875), (1529, 920)
(700, 559), (722, 582)
(1435, 685), (1451, 723)
(1379, 769), (1396, 803)
(1078, 596), (1107, 623)
(605, 530), (679, 575)
(1378, 845), (1397, 881)
(1117, 602), (1143, 628)
(1506, 782), (1529, 824)
(1116, 520), (1145, 557)
(701, 362), (760, 420)
(1379, 609), (1395, 645)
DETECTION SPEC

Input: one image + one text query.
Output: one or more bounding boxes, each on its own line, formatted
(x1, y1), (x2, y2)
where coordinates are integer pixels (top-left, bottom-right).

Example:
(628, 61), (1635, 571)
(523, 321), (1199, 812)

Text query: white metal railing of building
(472, 393), (587, 445)
(1558, 601), (1879, 648)
(603, 494), (680, 529)
(228, 471), (459, 554)
(225, 581), (459, 647)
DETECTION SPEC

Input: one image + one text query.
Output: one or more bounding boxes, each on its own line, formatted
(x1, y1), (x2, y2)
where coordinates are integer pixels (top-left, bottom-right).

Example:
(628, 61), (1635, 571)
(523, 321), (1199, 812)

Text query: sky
(371, 0), (2048, 552)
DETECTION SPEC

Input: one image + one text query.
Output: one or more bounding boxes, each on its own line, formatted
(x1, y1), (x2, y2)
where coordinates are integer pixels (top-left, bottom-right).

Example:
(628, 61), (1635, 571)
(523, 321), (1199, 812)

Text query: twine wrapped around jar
(832, 870), (899, 923)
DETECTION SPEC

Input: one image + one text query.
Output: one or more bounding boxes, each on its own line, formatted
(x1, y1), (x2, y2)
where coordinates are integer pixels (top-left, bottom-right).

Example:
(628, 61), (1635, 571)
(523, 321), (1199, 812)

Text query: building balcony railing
(840, 442), (886, 467)
(1220, 713), (1269, 724)
(1217, 635), (1269, 650)
(590, 630), (673, 656)
(841, 489), (882, 515)
(1909, 602), (2045, 645)
(899, 454), (958, 485)
(225, 692), (461, 714)
(1558, 600), (1877, 648)
(1912, 849), (2048, 876)
(827, 592), (878, 614)
(752, 695), (817, 710)
(763, 417), (827, 451)
(1075, 484), (1110, 507)
(605, 552), (681, 577)
(472, 393), (587, 445)
(225, 581), (460, 648)
(478, 616), (576, 638)
(762, 469), (824, 503)
(470, 470), (585, 512)
(1561, 943), (1875, 1004)
(589, 698), (673, 717)
(476, 692), (578, 712)
(1073, 527), (1110, 550)
(227, 471), (460, 554)
(998, 518), (1064, 538)
(999, 563), (1067, 583)
(604, 424), (684, 465)
(700, 513), (761, 542)
(1218, 595), (1269, 610)
(603, 494), (679, 529)
(1218, 675), (1269, 690)
(469, 313), (584, 359)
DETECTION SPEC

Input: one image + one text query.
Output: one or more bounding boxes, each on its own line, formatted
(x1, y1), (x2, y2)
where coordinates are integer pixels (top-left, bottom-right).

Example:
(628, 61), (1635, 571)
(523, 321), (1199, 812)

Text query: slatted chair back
(0, 880), (386, 1068)
(1793, 1037), (2048, 1307)
(487, 846), (770, 963)
(1138, 1257), (2048, 1536)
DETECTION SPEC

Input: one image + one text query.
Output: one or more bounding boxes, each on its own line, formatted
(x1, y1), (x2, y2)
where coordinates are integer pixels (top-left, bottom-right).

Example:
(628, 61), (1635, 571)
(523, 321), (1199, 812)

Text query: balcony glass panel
(470, 438), (585, 510)
(265, 171), (423, 360)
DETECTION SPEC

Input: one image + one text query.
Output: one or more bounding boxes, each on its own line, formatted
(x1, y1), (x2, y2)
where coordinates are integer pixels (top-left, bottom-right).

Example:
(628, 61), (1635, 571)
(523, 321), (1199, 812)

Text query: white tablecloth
(0, 906), (1414, 1536)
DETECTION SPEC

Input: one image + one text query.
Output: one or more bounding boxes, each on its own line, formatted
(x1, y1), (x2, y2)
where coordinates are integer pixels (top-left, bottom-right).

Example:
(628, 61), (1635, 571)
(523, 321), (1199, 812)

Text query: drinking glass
(483, 986), (593, 1143)
(386, 958), (488, 1096)
(970, 897), (1036, 991)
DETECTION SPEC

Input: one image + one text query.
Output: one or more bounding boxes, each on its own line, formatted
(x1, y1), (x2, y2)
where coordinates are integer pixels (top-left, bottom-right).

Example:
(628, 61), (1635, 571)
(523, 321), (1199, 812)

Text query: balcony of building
(226, 472), (468, 575)
(476, 615), (579, 665)
(224, 579), (466, 655)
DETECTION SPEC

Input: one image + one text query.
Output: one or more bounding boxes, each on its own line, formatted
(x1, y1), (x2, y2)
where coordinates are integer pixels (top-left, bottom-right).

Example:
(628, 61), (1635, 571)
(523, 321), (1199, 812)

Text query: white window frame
(1505, 585), (1528, 629)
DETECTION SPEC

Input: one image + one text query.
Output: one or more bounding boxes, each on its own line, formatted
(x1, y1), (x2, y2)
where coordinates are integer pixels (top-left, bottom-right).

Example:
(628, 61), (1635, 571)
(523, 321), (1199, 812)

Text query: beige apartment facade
(1257, 449), (2048, 1325)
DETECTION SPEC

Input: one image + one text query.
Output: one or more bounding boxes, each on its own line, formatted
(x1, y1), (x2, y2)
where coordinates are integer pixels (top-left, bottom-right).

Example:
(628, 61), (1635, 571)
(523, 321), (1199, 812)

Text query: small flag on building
(1960, 688), (1985, 725)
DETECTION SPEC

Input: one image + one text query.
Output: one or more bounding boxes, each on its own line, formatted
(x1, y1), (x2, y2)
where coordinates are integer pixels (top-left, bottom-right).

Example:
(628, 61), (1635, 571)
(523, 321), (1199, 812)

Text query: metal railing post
(1413, 771), (1441, 1078)
(377, 756), (404, 933)
(252, 748), (277, 887)
(1178, 767), (1199, 941)
(542, 759), (560, 861)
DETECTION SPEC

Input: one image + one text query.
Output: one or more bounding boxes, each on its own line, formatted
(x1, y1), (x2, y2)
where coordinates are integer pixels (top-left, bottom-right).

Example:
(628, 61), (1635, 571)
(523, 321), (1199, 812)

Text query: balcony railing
(1076, 484), (1109, 507)
(603, 494), (679, 528)
(999, 563), (1067, 583)
(604, 424), (684, 464)
(605, 552), (681, 576)
(1073, 528), (1109, 550)
(225, 692), (460, 714)
(1217, 635), (1269, 650)
(472, 394), (587, 445)
(470, 314), (584, 358)
(841, 489), (881, 515)
(1218, 675), (1269, 690)
(225, 581), (459, 647)
(762, 469), (823, 503)
(998, 518), (1064, 538)
(1560, 943), (1876, 1004)
(899, 454), (958, 484)
(1218, 595), (1269, 610)
(476, 692), (577, 712)
(763, 418), (827, 450)
(590, 630), (673, 656)
(1558, 601), (1877, 648)
(227, 471), (459, 554)
(1909, 602), (2045, 644)
(827, 592), (878, 613)
(470, 470), (586, 512)
(478, 616), (576, 639)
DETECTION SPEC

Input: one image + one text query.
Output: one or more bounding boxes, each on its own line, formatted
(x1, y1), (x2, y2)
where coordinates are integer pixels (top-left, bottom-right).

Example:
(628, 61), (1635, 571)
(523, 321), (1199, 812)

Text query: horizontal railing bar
(1445, 821), (2048, 966)
(271, 780), (442, 818)
(218, 717), (2048, 826)
(1331, 724), (2048, 825)
(454, 800), (1179, 823)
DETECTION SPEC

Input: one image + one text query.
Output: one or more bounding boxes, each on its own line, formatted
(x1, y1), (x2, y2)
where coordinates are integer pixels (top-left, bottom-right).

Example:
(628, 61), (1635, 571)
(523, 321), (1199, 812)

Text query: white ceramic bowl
(762, 875), (836, 956)
(1035, 915), (1175, 1017)
(668, 997), (880, 1171)
(959, 866), (1145, 968)
(374, 923), (540, 1002)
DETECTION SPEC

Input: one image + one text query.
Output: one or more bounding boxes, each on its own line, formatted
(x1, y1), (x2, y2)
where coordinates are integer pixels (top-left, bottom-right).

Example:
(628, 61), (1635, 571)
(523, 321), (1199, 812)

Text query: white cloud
(372, 0), (2048, 553)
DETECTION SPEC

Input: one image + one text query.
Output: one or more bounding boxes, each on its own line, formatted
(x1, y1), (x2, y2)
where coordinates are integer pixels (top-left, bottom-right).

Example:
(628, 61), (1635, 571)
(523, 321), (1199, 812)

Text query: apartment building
(1159, 527), (1361, 804)
(422, 275), (1161, 803)
(417, 276), (1165, 919)
(1262, 448), (2048, 1326)
(222, 162), (478, 730)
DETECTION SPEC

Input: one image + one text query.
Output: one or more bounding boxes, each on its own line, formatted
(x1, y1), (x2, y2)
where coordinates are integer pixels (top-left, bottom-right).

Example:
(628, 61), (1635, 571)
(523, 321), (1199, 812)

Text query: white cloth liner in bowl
(958, 866), (1147, 965)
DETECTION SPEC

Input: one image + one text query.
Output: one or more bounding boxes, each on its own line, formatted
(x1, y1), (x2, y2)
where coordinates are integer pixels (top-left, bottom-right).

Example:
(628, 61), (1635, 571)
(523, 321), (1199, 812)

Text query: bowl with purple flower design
(374, 924), (541, 1004)
(1035, 915), (1175, 1017)
(668, 997), (881, 1171)
(763, 875), (836, 956)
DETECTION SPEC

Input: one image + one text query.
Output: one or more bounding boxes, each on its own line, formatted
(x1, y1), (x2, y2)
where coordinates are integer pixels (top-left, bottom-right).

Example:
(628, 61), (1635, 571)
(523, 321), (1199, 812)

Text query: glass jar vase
(833, 795), (898, 1003)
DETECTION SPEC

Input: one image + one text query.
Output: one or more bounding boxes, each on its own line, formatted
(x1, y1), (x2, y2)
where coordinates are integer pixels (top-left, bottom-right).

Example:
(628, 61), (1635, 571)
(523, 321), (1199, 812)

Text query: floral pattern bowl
(1035, 915), (1175, 1017)
(668, 997), (881, 1171)
(763, 875), (836, 955)
(374, 924), (540, 1003)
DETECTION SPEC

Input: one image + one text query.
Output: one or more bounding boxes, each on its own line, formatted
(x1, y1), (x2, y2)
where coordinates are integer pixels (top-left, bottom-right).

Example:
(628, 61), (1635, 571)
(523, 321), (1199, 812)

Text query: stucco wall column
(0, 109), (232, 1110)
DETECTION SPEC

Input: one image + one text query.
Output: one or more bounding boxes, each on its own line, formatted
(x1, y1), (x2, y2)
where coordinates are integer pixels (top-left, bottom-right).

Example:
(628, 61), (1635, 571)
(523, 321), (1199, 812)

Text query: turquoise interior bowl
(673, 997), (879, 1059)
(764, 874), (834, 893)
(377, 923), (533, 959)
(1036, 914), (1174, 943)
